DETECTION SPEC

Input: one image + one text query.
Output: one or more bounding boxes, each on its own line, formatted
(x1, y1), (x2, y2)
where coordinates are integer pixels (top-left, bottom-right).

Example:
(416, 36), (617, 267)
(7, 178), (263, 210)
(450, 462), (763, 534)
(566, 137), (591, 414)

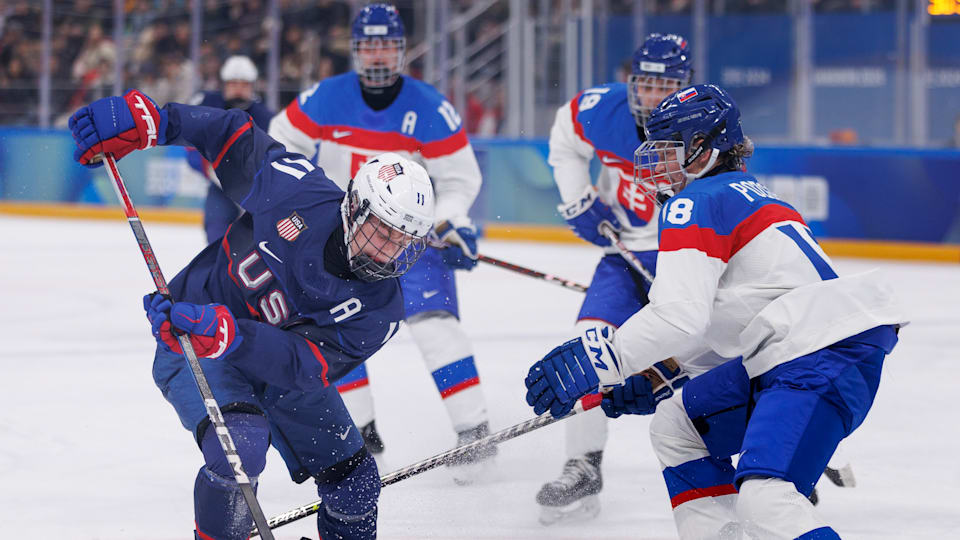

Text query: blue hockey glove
(601, 358), (689, 418)
(524, 326), (626, 418)
(143, 293), (242, 359)
(436, 217), (478, 270)
(69, 89), (168, 168)
(557, 185), (623, 247)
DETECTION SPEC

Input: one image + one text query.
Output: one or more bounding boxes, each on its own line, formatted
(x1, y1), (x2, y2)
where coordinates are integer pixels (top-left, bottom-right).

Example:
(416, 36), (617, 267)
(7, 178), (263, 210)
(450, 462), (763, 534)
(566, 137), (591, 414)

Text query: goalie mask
(351, 3), (406, 88)
(634, 84), (744, 206)
(342, 153), (434, 282)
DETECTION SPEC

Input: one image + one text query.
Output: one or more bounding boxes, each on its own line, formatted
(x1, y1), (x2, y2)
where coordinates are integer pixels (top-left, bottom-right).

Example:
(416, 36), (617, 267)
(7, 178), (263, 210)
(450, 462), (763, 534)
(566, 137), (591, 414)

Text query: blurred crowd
(0, 0), (930, 133)
(0, 0), (507, 133)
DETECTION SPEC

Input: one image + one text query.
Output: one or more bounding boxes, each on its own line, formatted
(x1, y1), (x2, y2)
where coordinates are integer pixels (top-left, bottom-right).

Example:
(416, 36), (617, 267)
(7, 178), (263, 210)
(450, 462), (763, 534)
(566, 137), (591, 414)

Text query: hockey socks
(195, 412), (270, 540)
(315, 449), (381, 540)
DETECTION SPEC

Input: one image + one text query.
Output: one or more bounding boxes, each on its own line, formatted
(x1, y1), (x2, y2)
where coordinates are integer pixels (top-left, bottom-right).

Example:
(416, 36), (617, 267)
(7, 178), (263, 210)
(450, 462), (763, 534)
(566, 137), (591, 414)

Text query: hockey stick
(428, 238), (588, 293)
(251, 393), (604, 536)
(598, 222), (655, 285)
(100, 154), (276, 540)
(475, 252), (588, 292)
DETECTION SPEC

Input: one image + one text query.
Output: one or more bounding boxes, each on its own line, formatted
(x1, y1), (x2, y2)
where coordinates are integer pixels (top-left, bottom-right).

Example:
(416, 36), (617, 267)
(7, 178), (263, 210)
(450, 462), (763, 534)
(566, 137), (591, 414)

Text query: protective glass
(351, 37), (407, 88)
(634, 140), (689, 207)
(627, 75), (687, 126)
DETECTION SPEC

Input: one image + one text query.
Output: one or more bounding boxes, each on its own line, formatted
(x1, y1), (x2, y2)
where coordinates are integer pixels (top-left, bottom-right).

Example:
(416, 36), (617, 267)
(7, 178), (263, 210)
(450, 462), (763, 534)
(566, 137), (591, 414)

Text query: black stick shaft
(599, 222), (655, 284)
(102, 154), (275, 540)
(252, 394), (604, 536)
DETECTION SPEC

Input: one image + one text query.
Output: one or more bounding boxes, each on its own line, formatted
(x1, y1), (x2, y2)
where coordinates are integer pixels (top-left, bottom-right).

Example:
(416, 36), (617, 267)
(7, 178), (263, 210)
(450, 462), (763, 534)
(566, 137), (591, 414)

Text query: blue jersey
(269, 72), (482, 222)
(549, 82), (658, 251)
(186, 92), (273, 178)
(161, 103), (404, 392)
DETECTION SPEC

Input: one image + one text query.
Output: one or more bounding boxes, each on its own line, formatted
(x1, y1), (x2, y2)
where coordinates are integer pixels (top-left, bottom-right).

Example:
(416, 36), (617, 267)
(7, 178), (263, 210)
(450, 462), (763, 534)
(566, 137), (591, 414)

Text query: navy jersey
(162, 103), (404, 392)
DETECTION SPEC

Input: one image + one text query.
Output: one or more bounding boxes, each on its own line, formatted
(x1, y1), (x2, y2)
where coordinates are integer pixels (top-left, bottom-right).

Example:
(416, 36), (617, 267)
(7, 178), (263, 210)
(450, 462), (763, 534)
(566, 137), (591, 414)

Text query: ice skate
(447, 421), (498, 485)
(360, 420), (385, 455)
(536, 451), (602, 525)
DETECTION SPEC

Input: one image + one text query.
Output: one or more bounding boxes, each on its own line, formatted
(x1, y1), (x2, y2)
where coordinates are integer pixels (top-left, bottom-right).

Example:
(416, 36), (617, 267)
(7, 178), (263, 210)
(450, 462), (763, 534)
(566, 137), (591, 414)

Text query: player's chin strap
(250, 394), (604, 536)
(598, 222), (655, 285)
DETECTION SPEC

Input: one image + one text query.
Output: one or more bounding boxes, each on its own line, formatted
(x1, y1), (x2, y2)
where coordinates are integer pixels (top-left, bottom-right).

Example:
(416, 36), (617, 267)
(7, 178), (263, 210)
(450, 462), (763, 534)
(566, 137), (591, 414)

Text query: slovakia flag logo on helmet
(677, 87), (698, 103)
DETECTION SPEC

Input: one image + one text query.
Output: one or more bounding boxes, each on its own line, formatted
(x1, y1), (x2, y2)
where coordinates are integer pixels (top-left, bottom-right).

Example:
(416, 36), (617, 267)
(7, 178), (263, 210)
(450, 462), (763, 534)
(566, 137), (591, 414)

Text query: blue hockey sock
(796, 527), (841, 539)
(194, 412), (270, 540)
(316, 450), (380, 540)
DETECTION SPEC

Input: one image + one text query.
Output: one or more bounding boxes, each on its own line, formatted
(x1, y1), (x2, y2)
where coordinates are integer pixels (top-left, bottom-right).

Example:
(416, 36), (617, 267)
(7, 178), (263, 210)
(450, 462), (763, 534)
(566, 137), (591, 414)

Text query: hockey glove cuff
(143, 293), (242, 359)
(435, 216), (479, 270)
(557, 185), (623, 247)
(601, 358), (689, 418)
(70, 89), (168, 168)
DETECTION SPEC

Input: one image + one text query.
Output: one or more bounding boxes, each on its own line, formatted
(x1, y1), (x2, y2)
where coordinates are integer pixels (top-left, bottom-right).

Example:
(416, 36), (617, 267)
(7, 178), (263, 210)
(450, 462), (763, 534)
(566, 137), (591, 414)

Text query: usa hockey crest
(276, 212), (307, 241)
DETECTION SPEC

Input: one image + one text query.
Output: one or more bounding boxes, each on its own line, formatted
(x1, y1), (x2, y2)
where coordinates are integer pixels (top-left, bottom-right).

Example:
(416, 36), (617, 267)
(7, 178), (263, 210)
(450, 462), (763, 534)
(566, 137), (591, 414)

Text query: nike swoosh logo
(600, 155), (624, 164)
(332, 130), (352, 139)
(422, 290), (439, 299)
(258, 241), (283, 263)
(338, 426), (352, 440)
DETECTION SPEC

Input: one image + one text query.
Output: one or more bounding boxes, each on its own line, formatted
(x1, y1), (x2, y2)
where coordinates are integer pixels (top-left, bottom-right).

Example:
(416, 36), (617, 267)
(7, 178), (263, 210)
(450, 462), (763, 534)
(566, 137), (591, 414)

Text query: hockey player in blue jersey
(537, 33), (697, 523)
(524, 84), (906, 539)
(269, 3), (494, 483)
(69, 89), (435, 539)
(186, 55), (274, 243)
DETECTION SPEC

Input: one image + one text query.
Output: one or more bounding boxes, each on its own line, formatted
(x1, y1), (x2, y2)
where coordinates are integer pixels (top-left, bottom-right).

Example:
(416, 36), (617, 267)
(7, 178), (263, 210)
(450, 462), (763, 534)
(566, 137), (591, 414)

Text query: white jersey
(549, 82), (659, 252)
(268, 72), (481, 223)
(612, 172), (908, 378)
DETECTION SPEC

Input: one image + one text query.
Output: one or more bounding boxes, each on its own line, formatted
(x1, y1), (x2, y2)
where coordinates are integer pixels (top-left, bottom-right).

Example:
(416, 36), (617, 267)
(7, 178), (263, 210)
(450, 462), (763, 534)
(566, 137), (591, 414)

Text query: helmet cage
(627, 74), (688, 127)
(342, 184), (427, 282)
(352, 36), (407, 88)
(634, 138), (719, 207)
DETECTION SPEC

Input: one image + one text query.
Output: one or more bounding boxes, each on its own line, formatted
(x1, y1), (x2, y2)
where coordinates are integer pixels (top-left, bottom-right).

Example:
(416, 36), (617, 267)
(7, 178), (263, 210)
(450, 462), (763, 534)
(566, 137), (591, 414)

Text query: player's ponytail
(717, 135), (753, 173)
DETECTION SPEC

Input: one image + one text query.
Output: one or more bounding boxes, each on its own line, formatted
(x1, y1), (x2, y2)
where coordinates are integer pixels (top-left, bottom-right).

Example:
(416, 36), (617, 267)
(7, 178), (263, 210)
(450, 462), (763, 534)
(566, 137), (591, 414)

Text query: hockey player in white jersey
(524, 84), (906, 539)
(268, 3), (494, 482)
(538, 33), (694, 522)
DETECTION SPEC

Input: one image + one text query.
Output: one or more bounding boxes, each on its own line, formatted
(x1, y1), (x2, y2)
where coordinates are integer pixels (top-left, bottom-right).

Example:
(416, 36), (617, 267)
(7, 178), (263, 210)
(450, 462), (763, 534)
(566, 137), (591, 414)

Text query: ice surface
(1, 215), (957, 539)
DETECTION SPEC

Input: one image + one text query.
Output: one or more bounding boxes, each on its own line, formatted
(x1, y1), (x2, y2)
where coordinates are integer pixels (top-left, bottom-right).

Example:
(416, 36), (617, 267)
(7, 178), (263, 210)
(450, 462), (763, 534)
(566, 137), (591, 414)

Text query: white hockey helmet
(341, 153), (435, 282)
(220, 55), (258, 82)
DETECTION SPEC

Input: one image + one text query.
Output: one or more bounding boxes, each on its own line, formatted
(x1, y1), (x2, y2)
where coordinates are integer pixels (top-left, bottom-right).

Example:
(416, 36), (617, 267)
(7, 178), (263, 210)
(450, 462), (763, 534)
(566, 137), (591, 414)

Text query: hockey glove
(557, 185), (623, 247)
(525, 326), (626, 418)
(143, 293), (242, 359)
(600, 358), (689, 418)
(69, 89), (167, 168)
(435, 217), (479, 270)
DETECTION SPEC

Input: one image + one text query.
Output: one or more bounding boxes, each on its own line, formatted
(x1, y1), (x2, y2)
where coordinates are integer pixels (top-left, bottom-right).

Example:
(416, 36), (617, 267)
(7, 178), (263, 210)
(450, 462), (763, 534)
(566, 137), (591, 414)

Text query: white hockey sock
(336, 364), (375, 427)
(407, 311), (487, 431)
(736, 477), (829, 540)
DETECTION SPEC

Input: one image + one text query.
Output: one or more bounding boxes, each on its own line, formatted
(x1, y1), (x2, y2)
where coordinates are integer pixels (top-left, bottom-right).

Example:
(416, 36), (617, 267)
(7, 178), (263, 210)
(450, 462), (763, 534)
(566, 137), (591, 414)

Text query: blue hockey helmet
(351, 3), (406, 88)
(634, 84), (745, 205)
(628, 33), (693, 126)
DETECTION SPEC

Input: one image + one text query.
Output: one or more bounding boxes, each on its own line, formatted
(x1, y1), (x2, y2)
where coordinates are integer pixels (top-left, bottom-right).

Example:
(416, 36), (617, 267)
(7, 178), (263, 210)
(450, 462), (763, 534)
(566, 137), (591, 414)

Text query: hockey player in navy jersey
(537, 33), (702, 523)
(186, 55), (274, 243)
(269, 3), (494, 483)
(524, 84), (906, 539)
(69, 89), (435, 539)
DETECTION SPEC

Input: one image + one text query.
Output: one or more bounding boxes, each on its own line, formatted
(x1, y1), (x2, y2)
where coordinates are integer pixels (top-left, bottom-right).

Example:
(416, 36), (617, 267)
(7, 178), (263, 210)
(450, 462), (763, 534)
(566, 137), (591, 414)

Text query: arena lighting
(929, 0), (960, 15)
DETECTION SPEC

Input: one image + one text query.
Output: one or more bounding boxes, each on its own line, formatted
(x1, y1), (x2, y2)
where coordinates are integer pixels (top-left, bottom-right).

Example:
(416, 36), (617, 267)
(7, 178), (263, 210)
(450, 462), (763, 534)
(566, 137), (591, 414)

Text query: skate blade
(824, 463), (856, 488)
(538, 495), (600, 526)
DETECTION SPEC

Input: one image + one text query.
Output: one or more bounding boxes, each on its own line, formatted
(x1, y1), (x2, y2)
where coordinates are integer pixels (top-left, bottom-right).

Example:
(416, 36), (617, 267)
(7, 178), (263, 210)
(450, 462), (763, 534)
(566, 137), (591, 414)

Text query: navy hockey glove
(600, 358), (689, 418)
(525, 326), (626, 418)
(69, 89), (167, 168)
(557, 185), (622, 247)
(436, 217), (479, 270)
(143, 293), (242, 359)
